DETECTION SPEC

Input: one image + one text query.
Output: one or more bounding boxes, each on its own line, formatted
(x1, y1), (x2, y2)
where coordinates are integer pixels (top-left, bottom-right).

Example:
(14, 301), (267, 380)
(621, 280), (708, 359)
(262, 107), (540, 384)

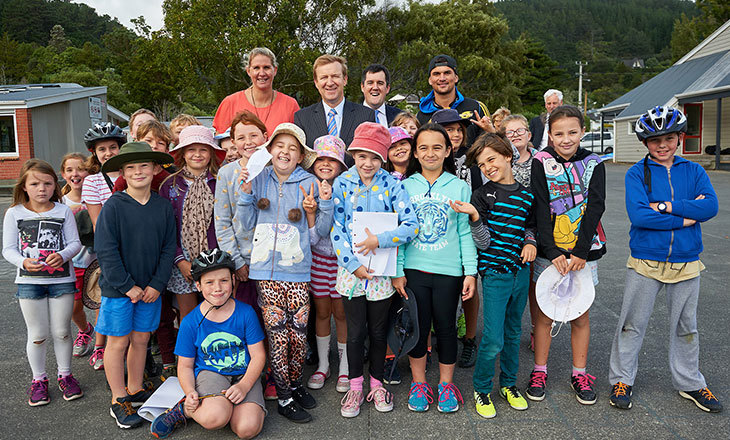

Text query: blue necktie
(327, 108), (338, 137)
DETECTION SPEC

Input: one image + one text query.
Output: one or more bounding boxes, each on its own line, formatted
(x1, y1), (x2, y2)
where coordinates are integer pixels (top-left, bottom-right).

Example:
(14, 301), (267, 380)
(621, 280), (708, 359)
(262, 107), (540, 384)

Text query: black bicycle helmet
(83, 122), (126, 151)
(190, 248), (236, 281)
(634, 106), (687, 142)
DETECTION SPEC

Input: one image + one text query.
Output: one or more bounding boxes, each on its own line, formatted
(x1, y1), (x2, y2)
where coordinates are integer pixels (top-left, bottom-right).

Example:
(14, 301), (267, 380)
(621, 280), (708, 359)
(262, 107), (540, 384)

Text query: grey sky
(73, 1), (165, 31)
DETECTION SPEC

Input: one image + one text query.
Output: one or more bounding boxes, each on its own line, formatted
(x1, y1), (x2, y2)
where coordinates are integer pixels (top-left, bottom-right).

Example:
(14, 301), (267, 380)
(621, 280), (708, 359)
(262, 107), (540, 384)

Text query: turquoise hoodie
(396, 172), (477, 278)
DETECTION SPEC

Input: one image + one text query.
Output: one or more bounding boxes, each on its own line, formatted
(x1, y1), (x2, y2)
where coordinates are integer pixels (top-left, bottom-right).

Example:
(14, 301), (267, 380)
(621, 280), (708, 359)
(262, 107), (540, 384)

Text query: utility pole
(576, 61), (588, 106)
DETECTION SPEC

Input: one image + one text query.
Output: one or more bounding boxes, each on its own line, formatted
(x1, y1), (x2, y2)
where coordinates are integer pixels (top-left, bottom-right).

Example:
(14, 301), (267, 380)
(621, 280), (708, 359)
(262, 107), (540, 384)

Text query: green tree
(48, 24), (70, 53)
(671, 0), (730, 61)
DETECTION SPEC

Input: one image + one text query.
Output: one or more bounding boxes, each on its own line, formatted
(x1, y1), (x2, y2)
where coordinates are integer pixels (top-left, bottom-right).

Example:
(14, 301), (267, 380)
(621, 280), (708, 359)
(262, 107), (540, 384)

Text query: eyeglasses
(505, 128), (528, 137)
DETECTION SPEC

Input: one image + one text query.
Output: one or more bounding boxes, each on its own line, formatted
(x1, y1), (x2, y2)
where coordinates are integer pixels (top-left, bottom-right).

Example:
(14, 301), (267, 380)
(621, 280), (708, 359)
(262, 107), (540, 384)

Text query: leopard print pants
(257, 280), (309, 400)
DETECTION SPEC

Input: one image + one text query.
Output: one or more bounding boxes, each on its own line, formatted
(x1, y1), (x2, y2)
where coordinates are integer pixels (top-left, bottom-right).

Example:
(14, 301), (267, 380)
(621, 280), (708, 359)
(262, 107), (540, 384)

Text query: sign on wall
(89, 97), (102, 120)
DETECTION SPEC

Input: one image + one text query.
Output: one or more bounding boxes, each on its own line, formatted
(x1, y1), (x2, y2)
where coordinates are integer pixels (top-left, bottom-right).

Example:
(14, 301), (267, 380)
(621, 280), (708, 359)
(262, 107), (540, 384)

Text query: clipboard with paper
(351, 211), (398, 277)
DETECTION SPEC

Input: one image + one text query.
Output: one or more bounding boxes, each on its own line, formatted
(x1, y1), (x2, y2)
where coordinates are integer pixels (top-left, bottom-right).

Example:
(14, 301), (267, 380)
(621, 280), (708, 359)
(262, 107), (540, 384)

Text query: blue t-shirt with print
(175, 300), (265, 378)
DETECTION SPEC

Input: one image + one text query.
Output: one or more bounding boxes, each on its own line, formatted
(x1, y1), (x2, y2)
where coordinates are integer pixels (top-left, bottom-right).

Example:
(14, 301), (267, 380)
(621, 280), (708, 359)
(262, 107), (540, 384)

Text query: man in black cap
(417, 54), (493, 147)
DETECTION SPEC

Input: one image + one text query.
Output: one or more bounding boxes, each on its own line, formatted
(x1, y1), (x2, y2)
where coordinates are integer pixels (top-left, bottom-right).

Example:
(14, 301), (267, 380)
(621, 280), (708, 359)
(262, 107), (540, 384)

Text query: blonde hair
(492, 107), (511, 123)
(313, 54), (347, 80)
(390, 111), (421, 129)
(13, 159), (62, 206)
(500, 114), (529, 130)
(129, 108), (156, 131)
(169, 114), (201, 133)
(137, 120), (173, 150)
(59, 152), (88, 195)
(245, 47), (278, 69)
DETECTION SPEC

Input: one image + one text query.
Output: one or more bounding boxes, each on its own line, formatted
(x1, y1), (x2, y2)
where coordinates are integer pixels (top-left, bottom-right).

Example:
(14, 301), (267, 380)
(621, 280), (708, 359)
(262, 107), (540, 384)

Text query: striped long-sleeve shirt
(471, 181), (536, 274)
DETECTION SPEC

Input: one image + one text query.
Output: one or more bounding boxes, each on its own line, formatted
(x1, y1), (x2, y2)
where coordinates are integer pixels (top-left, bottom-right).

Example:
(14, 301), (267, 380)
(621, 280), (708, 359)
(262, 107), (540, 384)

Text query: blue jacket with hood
(417, 87), (489, 147)
(237, 165), (333, 282)
(625, 155), (718, 263)
(331, 167), (419, 274)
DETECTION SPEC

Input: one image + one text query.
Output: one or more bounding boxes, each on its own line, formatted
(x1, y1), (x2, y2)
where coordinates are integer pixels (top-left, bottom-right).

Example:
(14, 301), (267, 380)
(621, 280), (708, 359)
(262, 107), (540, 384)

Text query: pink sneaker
(340, 389), (364, 418)
(367, 386), (393, 412)
(58, 374), (83, 401)
(307, 369), (330, 390)
(28, 378), (50, 406)
(336, 375), (350, 393)
(72, 325), (94, 357)
(89, 347), (104, 370)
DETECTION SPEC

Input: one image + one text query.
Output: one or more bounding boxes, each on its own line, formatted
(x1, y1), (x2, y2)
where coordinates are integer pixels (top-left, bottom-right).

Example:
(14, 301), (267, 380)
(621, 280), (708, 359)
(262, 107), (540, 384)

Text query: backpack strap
(101, 172), (114, 192)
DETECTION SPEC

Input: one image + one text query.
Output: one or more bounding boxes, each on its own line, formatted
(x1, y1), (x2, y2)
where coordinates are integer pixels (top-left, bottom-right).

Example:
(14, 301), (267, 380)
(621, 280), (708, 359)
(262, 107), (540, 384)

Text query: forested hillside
(0, 0), (722, 119)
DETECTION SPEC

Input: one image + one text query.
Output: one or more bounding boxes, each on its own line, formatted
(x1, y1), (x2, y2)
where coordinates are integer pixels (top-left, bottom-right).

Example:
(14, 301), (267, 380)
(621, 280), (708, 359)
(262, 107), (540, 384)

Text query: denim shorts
(16, 282), (76, 300)
(96, 295), (162, 337)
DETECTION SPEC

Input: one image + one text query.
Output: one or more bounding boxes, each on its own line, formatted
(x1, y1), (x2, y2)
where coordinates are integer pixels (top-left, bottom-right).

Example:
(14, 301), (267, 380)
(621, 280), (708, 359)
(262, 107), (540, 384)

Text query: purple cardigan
(158, 172), (218, 264)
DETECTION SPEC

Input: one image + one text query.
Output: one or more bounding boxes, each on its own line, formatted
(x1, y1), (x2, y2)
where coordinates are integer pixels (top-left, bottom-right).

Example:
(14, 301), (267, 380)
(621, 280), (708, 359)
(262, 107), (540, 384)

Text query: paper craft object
(137, 377), (185, 422)
(245, 148), (273, 183)
(352, 211), (398, 277)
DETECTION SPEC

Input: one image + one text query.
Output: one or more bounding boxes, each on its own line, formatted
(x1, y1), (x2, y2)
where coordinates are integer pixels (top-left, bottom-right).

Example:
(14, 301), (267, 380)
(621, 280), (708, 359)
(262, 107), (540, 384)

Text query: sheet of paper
(351, 211), (398, 277)
(137, 377), (185, 422)
(245, 148), (272, 183)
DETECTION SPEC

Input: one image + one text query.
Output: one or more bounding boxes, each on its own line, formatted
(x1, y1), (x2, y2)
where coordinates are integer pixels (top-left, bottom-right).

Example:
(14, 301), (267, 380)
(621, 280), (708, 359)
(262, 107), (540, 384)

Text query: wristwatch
(657, 202), (668, 214)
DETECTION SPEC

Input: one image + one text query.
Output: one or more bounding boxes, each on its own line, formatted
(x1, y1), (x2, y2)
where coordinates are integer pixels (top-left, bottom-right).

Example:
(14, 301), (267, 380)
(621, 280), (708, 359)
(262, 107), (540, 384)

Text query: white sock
(316, 335), (330, 373)
(338, 342), (349, 377)
(278, 397), (293, 407)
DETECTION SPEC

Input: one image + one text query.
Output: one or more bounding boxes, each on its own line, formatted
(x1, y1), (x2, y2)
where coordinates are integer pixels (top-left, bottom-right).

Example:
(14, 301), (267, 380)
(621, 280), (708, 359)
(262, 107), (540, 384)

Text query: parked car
(581, 132), (613, 154)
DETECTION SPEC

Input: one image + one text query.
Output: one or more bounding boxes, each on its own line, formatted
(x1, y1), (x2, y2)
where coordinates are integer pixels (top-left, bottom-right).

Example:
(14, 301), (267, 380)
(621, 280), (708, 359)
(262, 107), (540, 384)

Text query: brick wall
(0, 108), (33, 180)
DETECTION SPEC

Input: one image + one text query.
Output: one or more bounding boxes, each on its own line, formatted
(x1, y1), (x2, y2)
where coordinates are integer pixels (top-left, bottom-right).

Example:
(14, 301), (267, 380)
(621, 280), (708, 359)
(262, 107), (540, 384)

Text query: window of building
(0, 114), (18, 155)
(683, 103), (702, 154)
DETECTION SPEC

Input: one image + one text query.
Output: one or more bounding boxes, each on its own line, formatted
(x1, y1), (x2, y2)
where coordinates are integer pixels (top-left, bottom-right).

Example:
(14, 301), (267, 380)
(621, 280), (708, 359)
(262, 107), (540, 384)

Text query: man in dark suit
(361, 63), (401, 127)
(294, 54), (374, 167)
(529, 89), (563, 151)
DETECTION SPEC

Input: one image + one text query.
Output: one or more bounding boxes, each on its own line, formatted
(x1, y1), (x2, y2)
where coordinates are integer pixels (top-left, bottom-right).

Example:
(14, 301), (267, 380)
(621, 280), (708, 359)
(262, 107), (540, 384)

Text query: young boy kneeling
(94, 142), (177, 429)
(151, 248), (266, 439)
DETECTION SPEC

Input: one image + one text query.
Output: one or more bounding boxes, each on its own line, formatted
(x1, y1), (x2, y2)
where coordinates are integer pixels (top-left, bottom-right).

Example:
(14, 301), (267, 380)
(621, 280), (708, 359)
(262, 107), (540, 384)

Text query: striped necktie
(327, 108), (338, 136)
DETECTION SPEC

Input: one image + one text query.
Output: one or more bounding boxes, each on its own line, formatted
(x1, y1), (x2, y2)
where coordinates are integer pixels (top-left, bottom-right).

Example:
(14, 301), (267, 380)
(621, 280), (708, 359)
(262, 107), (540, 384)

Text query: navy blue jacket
(625, 155), (718, 262)
(95, 191), (177, 298)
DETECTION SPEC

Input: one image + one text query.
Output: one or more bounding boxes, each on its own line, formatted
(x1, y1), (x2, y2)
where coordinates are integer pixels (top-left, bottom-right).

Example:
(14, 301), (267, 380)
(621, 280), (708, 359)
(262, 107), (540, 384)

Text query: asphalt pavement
(0, 163), (728, 439)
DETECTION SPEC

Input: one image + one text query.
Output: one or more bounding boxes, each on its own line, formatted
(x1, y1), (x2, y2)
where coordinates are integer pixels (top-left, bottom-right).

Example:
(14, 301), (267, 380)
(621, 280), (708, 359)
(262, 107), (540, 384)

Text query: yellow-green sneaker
(474, 391), (496, 419)
(500, 386), (528, 410)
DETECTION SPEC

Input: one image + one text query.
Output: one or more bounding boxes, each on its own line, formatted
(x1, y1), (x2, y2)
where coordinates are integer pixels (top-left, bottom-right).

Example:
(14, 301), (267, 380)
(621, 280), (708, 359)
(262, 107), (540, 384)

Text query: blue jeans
(473, 266), (529, 393)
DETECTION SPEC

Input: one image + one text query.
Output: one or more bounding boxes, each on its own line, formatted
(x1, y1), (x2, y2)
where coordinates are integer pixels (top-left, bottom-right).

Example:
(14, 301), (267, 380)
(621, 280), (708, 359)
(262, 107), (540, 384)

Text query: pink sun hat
(348, 122), (391, 162)
(388, 126), (412, 147)
(169, 125), (226, 165)
(313, 135), (347, 168)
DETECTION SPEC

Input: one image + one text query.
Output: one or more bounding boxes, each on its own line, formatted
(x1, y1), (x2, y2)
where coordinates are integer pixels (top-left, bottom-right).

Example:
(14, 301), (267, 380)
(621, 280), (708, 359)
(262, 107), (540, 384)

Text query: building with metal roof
(0, 83), (128, 182)
(598, 20), (730, 170)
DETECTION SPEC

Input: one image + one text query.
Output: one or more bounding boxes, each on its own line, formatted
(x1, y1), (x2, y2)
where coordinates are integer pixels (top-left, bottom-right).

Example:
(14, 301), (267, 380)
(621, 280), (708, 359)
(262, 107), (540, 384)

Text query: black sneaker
(292, 386), (317, 409)
(383, 358), (401, 385)
(458, 338), (477, 368)
(278, 400), (313, 423)
(679, 388), (724, 413)
(526, 370), (547, 401)
(127, 385), (154, 408)
(571, 373), (597, 405)
(110, 397), (144, 429)
(609, 382), (632, 409)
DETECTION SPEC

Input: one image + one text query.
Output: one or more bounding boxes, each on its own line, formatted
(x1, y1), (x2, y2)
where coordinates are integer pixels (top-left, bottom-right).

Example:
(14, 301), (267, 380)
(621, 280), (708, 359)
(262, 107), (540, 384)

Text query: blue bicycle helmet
(190, 248), (236, 281)
(634, 106), (687, 142)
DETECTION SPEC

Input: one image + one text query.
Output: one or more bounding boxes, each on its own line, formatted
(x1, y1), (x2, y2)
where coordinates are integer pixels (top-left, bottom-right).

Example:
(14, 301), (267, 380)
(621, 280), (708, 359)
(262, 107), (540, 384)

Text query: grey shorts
(196, 370), (267, 414)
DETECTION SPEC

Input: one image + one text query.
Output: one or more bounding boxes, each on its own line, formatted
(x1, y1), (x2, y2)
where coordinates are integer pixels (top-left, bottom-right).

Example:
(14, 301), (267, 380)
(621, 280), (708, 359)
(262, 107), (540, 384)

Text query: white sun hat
(536, 261), (595, 335)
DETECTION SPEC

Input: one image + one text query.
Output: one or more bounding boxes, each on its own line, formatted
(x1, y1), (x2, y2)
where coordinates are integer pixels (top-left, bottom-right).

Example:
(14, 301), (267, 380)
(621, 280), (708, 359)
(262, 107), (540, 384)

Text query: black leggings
(405, 269), (461, 364)
(342, 295), (392, 381)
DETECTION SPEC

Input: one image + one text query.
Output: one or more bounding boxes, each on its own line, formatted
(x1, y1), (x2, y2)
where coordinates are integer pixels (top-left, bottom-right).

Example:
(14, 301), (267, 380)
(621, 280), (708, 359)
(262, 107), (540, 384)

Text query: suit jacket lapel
(313, 102), (330, 137)
(340, 100), (356, 140)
